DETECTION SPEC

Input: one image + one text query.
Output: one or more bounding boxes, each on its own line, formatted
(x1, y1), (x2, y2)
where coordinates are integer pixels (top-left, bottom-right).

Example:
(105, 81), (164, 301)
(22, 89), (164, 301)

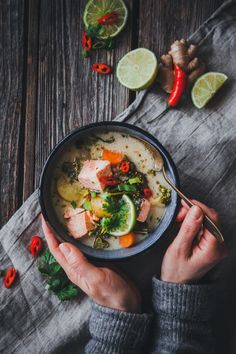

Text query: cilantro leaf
(38, 249), (62, 276)
(101, 197), (128, 234)
(71, 201), (77, 209)
(102, 196), (119, 214)
(38, 249), (80, 301)
(56, 283), (80, 301)
(46, 275), (69, 292)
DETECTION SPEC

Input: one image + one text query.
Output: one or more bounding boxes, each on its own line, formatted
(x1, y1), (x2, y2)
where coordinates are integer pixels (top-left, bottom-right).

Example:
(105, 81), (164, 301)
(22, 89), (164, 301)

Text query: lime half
(83, 0), (128, 39)
(191, 72), (228, 109)
(110, 194), (136, 237)
(116, 48), (158, 90)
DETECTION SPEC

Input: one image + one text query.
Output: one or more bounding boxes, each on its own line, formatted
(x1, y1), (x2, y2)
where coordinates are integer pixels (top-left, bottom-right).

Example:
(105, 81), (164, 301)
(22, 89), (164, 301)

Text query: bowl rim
(39, 121), (180, 260)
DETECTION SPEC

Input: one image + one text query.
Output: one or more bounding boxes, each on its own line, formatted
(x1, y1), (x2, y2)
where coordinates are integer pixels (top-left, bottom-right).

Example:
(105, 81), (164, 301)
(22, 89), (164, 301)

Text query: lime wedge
(110, 194), (136, 236)
(116, 48), (158, 90)
(191, 72), (228, 109)
(83, 0), (128, 39)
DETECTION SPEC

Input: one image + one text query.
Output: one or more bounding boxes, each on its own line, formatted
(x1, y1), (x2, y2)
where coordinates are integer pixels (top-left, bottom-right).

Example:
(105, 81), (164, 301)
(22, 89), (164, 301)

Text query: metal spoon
(142, 140), (224, 243)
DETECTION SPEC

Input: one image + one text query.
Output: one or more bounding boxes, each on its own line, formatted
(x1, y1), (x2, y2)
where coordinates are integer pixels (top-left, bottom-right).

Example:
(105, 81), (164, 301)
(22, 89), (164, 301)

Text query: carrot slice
(119, 232), (136, 248)
(102, 149), (124, 165)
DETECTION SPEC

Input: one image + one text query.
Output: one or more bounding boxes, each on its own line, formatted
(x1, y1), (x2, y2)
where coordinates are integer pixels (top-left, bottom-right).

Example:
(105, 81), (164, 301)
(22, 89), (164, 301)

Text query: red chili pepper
(120, 161), (130, 173)
(3, 268), (17, 288)
(92, 63), (112, 75)
(143, 188), (153, 198)
(30, 235), (43, 257)
(82, 31), (92, 52)
(99, 176), (120, 186)
(98, 12), (118, 26)
(167, 64), (186, 107)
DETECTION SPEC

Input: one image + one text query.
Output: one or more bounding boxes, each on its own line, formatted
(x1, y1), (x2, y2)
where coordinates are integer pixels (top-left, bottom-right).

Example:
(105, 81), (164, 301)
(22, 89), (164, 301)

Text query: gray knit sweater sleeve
(86, 278), (215, 354)
(151, 277), (215, 354)
(85, 303), (152, 354)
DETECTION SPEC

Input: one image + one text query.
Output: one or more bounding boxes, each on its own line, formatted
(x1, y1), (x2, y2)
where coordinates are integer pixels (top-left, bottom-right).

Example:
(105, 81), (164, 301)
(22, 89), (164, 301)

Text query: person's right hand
(161, 200), (228, 284)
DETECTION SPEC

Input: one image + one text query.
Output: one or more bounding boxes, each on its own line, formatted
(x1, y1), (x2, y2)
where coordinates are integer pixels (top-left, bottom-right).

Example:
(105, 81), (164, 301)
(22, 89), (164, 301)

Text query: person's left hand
(41, 216), (141, 313)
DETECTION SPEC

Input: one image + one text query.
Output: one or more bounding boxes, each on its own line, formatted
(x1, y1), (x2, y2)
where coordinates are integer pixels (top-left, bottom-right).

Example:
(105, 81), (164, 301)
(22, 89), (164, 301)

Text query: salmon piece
(67, 211), (95, 239)
(63, 206), (84, 219)
(91, 213), (100, 222)
(137, 199), (151, 222)
(78, 160), (112, 191)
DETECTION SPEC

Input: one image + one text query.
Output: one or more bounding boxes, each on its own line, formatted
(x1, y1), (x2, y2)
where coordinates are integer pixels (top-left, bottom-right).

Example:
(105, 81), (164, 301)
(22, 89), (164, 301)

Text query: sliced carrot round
(119, 232), (136, 248)
(102, 149), (124, 165)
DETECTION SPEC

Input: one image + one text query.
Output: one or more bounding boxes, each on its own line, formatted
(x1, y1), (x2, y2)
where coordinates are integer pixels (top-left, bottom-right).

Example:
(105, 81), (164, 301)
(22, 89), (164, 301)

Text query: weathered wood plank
(1, 0), (225, 226)
(0, 0), (25, 227)
(23, 0), (40, 201)
(32, 0), (133, 189)
(138, 0), (224, 57)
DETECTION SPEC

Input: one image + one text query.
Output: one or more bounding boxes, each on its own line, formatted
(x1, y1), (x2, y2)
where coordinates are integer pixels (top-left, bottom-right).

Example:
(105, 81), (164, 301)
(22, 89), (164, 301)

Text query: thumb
(59, 243), (97, 277)
(173, 205), (203, 256)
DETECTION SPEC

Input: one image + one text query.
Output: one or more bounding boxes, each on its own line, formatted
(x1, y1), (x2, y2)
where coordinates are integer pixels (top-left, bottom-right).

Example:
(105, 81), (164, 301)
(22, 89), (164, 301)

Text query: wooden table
(0, 0), (223, 227)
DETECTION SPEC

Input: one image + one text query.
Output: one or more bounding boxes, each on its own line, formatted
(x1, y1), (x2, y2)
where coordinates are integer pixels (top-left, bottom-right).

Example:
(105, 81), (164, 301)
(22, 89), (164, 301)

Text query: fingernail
(189, 205), (202, 220)
(59, 243), (71, 256)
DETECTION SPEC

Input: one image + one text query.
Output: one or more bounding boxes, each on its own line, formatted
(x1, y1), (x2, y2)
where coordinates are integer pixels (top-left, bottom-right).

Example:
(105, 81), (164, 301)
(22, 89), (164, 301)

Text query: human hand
(41, 217), (141, 313)
(161, 200), (228, 284)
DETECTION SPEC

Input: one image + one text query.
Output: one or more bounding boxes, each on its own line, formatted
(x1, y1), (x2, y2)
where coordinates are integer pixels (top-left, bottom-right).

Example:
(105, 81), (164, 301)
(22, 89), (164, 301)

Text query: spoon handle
(162, 167), (224, 244)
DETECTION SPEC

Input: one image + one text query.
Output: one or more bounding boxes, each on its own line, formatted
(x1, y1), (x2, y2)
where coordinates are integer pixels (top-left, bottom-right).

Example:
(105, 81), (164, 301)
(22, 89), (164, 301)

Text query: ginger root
(157, 39), (206, 93)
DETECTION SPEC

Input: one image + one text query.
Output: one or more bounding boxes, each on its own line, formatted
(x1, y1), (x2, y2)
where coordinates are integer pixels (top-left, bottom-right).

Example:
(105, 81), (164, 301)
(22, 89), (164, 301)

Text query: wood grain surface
(0, 0), (224, 227)
(0, 0), (25, 225)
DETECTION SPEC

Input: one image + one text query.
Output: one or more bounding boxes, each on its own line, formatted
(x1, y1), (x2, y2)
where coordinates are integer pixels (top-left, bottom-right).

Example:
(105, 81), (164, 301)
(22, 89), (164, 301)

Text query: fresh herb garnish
(147, 169), (157, 176)
(117, 184), (137, 192)
(159, 185), (172, 205)
(91, 134), (115, 143)
(75, 135), (115, 149)
(56, 283), (80, 301)
(128, 177), (143, 184)
(102, 195), (119, 214)
(83, 200), (92, 211)
(71, 201), (77, 209)
(101, 197), (128, 234)
(93, 236), (109, 249)
(38, 249), (79, 301)
(86, 24), (103, 37)
(92, 38), (115, 50)
(91, 191), (97, 198)
(62, 158), (80, 181)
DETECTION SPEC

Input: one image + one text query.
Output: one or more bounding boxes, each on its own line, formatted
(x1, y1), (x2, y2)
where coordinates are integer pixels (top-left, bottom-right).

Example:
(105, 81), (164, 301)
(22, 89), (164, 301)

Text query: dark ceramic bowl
(39, 122), (179, 260)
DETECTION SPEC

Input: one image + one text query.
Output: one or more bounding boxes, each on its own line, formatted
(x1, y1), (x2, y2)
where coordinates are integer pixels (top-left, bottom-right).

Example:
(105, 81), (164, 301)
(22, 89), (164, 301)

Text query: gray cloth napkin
(1, 1), (236, 353)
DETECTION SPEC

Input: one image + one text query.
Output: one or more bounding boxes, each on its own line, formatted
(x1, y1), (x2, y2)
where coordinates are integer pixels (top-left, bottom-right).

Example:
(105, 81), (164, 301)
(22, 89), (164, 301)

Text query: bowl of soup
(39, 122), (179, 260)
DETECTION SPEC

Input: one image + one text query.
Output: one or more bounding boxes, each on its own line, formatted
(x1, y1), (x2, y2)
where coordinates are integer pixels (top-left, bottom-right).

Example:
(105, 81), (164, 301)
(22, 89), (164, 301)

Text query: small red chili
(167, 64), (186, 107)
(92, 63), (112, 75)
(98, 12), (119, 26)
(82, 31), (92, 52)
(3, 268), (17, 289)
(99, 176), (120, 186)
(30, 235), (43, 257)
(120, 161), (130, 173)
(143, 188), (153, 198)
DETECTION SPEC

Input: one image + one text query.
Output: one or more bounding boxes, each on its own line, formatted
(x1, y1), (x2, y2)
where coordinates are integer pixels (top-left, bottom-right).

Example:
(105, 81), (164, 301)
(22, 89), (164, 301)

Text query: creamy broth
(51, 132), (171, 250)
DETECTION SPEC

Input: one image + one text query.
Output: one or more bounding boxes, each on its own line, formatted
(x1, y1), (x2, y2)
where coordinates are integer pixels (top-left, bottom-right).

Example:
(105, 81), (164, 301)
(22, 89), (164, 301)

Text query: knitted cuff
(89, 302), (152, 350)
(152, 277), (215, 321)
